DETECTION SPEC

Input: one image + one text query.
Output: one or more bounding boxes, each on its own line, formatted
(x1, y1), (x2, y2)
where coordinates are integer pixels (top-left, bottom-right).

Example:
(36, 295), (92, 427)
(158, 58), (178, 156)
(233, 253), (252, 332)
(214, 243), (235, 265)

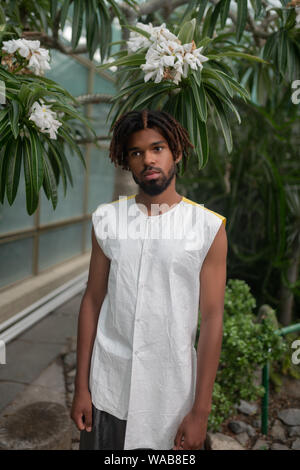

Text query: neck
(135, 185), (183, 213)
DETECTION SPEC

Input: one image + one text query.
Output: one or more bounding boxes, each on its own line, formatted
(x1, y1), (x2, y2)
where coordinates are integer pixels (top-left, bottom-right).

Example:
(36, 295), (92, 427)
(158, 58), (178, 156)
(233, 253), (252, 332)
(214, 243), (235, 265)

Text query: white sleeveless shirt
(90, 194), (226, 450)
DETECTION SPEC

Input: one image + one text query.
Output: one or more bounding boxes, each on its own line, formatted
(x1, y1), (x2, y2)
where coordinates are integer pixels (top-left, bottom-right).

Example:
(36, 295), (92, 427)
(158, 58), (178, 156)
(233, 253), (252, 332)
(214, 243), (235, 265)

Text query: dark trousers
(79, 404), (153, 450)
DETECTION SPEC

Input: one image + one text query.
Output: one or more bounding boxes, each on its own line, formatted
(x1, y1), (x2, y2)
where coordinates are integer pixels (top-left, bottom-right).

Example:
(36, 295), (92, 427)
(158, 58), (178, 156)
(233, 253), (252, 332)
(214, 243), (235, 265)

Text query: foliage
(0, 0), (137, 61)
(97, 17), (266, 173)
(0, 63), (96, 214)
(195, 279), (288, 432)
(177, 77), (300, 319)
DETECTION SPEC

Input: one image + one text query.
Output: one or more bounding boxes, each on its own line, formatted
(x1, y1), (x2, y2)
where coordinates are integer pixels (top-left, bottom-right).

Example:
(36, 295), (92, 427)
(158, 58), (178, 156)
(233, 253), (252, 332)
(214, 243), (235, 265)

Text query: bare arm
(75, 226), (110, 392)
(71, 226), (110, 431)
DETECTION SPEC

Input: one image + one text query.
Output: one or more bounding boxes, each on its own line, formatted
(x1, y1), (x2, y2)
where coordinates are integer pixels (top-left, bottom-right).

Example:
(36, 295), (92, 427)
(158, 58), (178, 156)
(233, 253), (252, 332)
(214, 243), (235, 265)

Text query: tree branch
(74, 93), (115, 106)
(75, 135), (110, 145)
(21, 31), (88, 55)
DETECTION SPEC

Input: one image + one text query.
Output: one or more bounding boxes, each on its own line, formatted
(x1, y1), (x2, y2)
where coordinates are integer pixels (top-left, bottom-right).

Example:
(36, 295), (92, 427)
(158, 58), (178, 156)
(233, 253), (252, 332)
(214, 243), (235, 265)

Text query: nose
(143, 149), (156, 167)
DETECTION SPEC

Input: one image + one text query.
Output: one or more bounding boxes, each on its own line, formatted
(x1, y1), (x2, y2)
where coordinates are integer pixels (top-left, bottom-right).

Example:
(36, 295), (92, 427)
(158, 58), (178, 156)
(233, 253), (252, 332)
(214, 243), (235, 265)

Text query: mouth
(144, 171), (160, 181)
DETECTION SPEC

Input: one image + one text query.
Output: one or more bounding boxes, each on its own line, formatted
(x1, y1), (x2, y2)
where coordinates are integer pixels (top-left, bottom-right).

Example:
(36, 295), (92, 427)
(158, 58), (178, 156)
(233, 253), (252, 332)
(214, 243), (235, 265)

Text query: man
(71, 109), (227, 451)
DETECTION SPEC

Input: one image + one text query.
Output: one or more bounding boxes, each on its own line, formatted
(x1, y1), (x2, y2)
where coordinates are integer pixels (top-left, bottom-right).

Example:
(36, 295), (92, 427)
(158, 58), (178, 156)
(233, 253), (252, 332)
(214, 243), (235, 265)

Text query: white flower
(127, 22), (153, 52)
(2, 39), (20, 54)
(182, 42), (209, 78)
(149, 23), (180, 44)
(127, 22), (209, 85)
(127, 22), (180, 53)
(29, 100), (62, 139)
(2, 38), (51, 75)
(141, 40), (185, 84)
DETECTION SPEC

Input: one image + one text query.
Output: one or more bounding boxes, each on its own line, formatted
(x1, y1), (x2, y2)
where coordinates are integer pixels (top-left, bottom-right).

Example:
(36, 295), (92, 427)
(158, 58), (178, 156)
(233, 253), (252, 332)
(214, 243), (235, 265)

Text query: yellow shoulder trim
(110, 194), (136, 204)
(182, 196), (227, 227)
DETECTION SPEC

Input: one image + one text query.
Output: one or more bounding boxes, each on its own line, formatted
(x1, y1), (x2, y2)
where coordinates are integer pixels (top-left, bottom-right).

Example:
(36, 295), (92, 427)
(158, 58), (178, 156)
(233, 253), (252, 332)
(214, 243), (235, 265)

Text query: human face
(126, 127), (182, 196)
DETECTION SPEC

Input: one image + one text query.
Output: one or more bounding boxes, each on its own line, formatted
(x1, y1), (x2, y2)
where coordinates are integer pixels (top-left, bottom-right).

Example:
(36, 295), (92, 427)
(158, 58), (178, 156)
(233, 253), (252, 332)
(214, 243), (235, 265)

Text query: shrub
(195, 279), (288, 432)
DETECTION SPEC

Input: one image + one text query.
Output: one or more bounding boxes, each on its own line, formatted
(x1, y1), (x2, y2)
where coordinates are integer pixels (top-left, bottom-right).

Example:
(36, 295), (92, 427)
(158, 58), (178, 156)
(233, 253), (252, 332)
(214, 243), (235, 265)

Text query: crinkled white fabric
(90, 194), (226, 450)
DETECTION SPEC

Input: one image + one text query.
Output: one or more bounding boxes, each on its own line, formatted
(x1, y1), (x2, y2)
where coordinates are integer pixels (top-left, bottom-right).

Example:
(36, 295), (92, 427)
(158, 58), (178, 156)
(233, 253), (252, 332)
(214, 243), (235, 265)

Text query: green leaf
(0, 3), (6, 23)
(215, 70), (251, 101)
(96, 52), (146, 70)
(42, 146), (58, 208)
(191, 68), (201, 87)
(208, 0), (223, 38)
(21, 75), (78, 104)
(6, 136), (22, 204)
(58, 126), (86, 170)
(121, 24), (151, 41)
(0, 115), (10, 135)
(263, 32), (278, 61)
(0, 122), (12, 149)
(205, 82), (241, 125)
(86, 1), (98, 60)
(26, 85), (57, 109)
(0, 108), (9, 123)
(284, 7), (296, 30)
(202, 5), (214, 38)
(9, 100), (21, 139)
(48, 137), (74, 191)
(98, 0), (111, 62)
(195, 117), (209, 169)
(212, 51), (269, 64)
(197, 0), (209, 23)
(178, 18), (196, 44)
(220, 0), (231, 28)
(236, 0), (248, 43)
(251, 0), (262, 20)
(110, 86), (147, 128)
(112, 79), (146, 101)
(28, 127), (44, 192)
(0, 139), (11, 203)
(60, 0), (71, 30)
(51, 102), (96, 136)
(131, 83), (174, 109)
(23, 136), (39, 214)
(190, 76), (207, 122)
(206, 90), (233, 153)
(286, 37), (296, 81)
(178, 0), (197, 26)
(72, 0), (84, 50)
(202, 67), (234, 98)
(18, 83), (32, 106)
(185, 88), (195, 145)
(0, 65), (19, 83)
(108, 0), (128, 26)
(50, 0), (58, 23)
(277, 30), (288, 77)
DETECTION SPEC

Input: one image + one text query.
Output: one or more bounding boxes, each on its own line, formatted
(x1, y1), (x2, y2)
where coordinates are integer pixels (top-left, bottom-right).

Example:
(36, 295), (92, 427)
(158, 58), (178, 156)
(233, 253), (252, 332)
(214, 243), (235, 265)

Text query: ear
(175, 150), (182, 165)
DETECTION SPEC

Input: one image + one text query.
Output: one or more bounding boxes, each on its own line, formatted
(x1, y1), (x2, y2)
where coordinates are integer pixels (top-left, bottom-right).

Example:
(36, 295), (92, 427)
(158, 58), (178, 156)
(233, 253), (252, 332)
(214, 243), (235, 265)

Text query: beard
(132, 163), (177, 196)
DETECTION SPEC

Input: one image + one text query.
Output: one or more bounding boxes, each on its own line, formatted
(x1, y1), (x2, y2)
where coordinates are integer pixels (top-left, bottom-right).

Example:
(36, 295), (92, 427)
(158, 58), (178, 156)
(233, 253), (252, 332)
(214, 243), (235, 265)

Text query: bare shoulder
(206, 222), (227, 263)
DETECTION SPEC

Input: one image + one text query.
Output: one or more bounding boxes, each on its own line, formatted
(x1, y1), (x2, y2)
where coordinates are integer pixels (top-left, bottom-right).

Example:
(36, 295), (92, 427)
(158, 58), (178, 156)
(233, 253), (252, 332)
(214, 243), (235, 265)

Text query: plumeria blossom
(182, 41), (209, 77)
(141, 40), (186, 84)
(29, 100), (62, 139)
(128, 22), (209, 85)
(127, 23), (153, 52)
(2, 39), (51, 75)
(127, 22), (180, 53)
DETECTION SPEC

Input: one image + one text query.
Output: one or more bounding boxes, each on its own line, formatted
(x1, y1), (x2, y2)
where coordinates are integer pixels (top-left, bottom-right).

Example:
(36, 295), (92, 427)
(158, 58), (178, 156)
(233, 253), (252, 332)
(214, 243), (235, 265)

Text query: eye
(154, 146), (163, 151)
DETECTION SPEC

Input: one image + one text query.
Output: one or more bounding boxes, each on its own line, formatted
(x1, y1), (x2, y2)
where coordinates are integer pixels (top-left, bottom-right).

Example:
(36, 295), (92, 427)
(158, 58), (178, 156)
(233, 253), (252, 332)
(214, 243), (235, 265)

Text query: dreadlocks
(109, 109), (194, 173)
